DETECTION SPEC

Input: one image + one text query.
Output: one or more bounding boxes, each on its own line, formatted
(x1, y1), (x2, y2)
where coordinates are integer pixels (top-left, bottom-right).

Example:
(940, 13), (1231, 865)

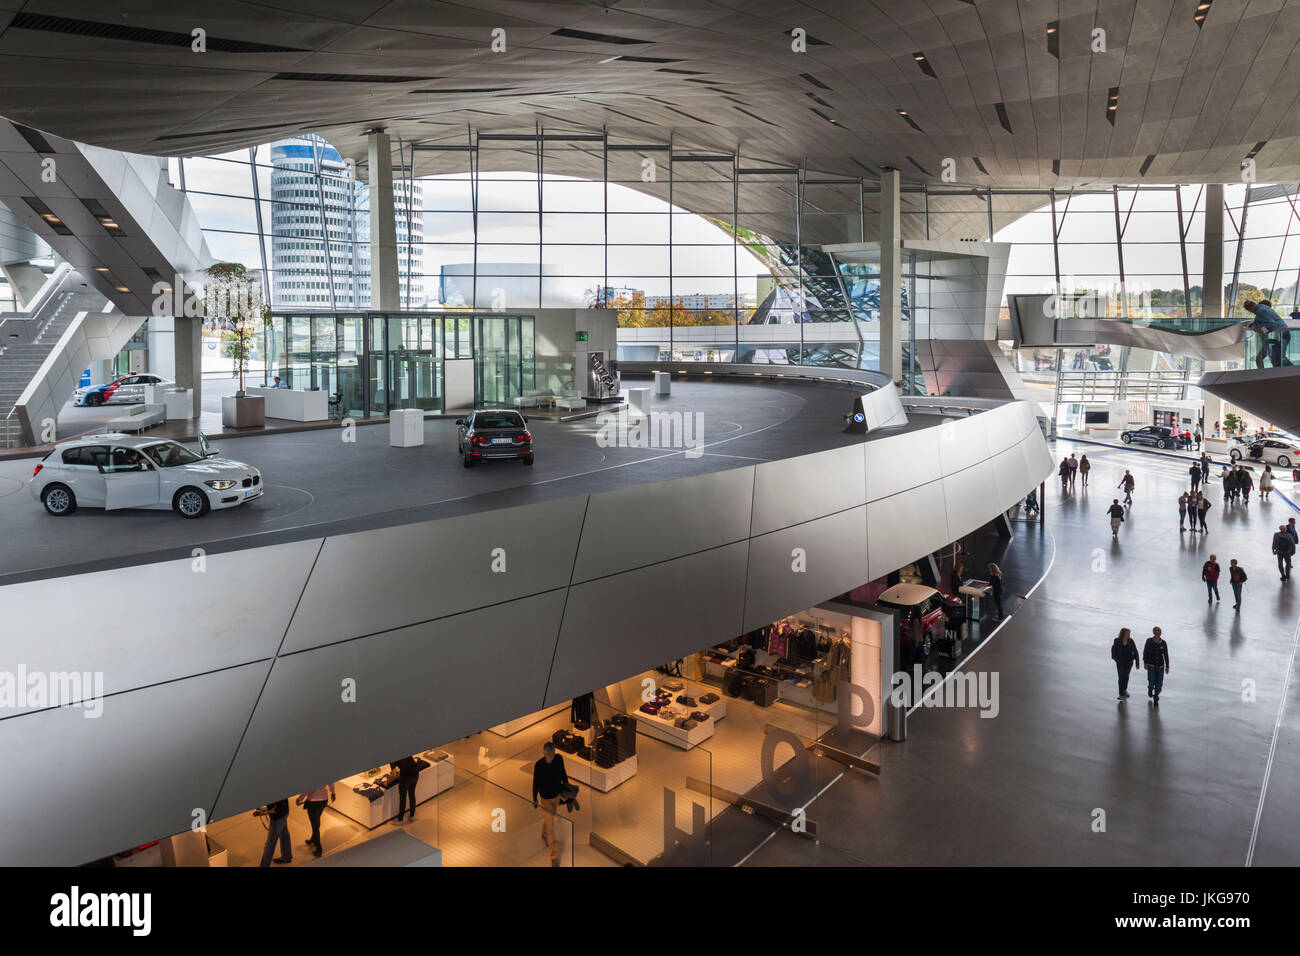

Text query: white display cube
(654, 371), (671, 396)
(389, 408), (424, 447)
(627, 387), (651, 419)
(162, 390), (193, 421)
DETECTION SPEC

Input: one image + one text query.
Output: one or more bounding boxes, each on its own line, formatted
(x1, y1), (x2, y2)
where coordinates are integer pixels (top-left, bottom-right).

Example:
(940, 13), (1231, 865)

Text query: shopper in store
(295, 782), (335, 857)
(1273, 524), (1296, 582)
(1228, 559), (1248, 610)
(1118, 470), (1135, 506)
(1189, 461), (1202, 491)
(1260, 465), (1274, 501)
(532, 741), (570, 867)
(1197, 492), (1212, 533)
(1110, 628), (1140, 701)
(391, 755), (420, 824)
(1202, 554), (1221, 604)
(1079, 454), (1091, 487)
(1107, 499), (1126, 537)
(253, 797), (293, 866)
(1178, 490), (1191, 532)
(987, 563), (1005, 621)
(1143, 627), (1171, 707)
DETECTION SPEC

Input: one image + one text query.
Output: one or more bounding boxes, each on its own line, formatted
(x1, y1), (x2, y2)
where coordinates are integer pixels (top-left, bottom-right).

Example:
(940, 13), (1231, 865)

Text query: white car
(1228, 436), (1300, 467)
(29, 433), (262, 518)
(72, 373), (175, 407)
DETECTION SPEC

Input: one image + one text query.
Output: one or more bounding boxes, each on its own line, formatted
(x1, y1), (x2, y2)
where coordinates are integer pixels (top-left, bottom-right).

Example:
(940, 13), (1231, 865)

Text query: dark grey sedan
(456, 409), (534, 467)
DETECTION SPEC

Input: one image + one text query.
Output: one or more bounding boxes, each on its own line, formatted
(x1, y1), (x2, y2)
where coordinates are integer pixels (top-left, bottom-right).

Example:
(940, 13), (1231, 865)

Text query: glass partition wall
(265, 311), (533, 417)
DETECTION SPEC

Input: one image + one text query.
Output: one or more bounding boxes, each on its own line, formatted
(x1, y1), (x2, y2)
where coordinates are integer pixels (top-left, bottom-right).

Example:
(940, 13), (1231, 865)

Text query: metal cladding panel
(861, 384), (909, 429)
(281, 496), (588, 653)
(983, 403), (1024, 455)
(943, 459), (1000, 541)
(0, 540), (319, 715)
(572, 467), (755, 583)
(215, 590), (567, 820)
(989, 444), (1035, 514)
(1021, 429), (1057, 482)
(0, 661), (269, 867)
(937, 413), (992, 474)
(864, 426), (943, 501)
(866, 480), (951, 580)
(742, 506), (869, 634)
(750, 444), (866, 537)
(544, 542), (749, 707)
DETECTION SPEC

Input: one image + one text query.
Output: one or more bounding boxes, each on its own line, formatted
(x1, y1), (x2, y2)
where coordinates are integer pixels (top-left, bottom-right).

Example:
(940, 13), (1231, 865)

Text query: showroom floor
(744, 440), (1300, 866)
(0, 376), (940, 584)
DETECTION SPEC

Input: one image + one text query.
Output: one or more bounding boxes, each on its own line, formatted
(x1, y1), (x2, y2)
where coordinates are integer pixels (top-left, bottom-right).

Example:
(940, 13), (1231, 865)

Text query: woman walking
(1111, 628), (1140, 701)
(988, 563), (1005, 622)
(1079, 454), (1091, 487)
(1260, 465), (1274, 501)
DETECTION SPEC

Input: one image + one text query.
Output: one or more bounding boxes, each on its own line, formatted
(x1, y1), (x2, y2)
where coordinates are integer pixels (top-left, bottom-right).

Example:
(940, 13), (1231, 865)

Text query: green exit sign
(576, 331), (589, 342)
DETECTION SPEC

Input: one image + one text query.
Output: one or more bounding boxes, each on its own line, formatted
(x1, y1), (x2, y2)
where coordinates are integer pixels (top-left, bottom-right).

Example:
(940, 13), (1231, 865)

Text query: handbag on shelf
(676, 695), (697, 707)
(675, 717), (698, 731)
(690, 711), (709, 723)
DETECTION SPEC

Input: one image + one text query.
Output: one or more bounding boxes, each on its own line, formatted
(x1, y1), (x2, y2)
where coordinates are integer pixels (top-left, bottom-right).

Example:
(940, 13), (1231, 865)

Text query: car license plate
(491, 437), (512, 444)
(244, 488), (261, 499)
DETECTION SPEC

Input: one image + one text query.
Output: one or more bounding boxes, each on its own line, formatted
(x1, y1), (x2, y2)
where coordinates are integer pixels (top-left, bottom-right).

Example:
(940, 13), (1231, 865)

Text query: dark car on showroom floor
(1120, 425), (1177, 449)
(456, 409), (533, 467)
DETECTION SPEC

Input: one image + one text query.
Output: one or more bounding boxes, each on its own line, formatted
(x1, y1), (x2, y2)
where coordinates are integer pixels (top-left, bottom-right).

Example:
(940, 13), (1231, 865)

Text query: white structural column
(367, 129), (400, 311)
(174, 315), (202, 417)
(879, 168), (903, 384)
(1202, 183), (1224, 432)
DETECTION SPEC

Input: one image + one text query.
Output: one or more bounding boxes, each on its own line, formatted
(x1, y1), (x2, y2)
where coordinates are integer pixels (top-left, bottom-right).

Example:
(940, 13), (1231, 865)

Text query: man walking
(1143, 627), (1170, 707)
(1228, 559), (1248, 610)
(1067, 453), (1079, 490)
(1189, 462), (1202, 491)
(1273, 524), (1296, 582)
(1118, 470), (1135, 506)
(532, 741), (570, 866)
(254, 797), (293, 866)
(1240, 466), (1254, 504)
(1107, 498), (1126, 537)
(295, 782), (336, 857)
(1202, 554), (1221, 603)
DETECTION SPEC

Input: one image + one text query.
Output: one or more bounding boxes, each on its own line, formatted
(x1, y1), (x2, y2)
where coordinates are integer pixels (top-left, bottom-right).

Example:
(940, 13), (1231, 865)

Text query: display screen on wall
(1084, 411), (1109, 424)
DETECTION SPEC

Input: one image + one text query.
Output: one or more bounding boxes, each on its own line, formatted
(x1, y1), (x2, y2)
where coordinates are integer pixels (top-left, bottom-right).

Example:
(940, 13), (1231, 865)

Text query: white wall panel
(943, 459), (1000, 541)
(864, 426), (942, 501)
(866, 480), (950, 579)
(751, 444), (865, 537)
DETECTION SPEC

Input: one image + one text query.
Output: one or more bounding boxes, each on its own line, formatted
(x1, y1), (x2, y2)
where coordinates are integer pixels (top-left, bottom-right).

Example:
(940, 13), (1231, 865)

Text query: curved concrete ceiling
(0, 1), (1293, 244)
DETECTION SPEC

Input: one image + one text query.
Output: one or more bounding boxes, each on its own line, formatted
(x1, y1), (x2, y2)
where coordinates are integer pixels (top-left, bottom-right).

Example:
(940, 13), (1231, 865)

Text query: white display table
(626, 387), (651, 419)
(653, 371), (671, 396)
(389, 408), (425, 447)
(161, 390), (193, 421)
(627, 682), (725, 750)
(333, 754), (455, 829)
(556, 751), (637, 792)
(247, 386), (329, 422)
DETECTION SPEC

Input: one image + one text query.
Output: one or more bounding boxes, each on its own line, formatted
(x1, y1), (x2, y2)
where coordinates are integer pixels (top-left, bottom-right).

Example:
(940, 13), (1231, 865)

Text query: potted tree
(209, 262), (268, 428)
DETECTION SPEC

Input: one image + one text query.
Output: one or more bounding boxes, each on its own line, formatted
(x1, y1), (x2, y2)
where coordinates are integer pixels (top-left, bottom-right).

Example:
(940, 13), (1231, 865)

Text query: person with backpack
(1178, 491), (1191, 532)
(1118, 470), (1135, 506)
(1197, 492), (1212, 533)
(1202, 554), (1221, 603)
(1143, 627), (1171, 707)
(1189, 462), (1202, 491)
(1107, 498), (1126, 537)
(1111, 628), (1141, 701)
(1228, 559), (1248, 610)
(1273, 524), (1296, 582)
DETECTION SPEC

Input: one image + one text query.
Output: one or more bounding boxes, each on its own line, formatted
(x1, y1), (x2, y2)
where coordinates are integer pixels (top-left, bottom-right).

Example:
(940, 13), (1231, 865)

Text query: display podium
(627, 387), (651, 419)
(653, 371), (671, 395)
(389, 408), (424, 447)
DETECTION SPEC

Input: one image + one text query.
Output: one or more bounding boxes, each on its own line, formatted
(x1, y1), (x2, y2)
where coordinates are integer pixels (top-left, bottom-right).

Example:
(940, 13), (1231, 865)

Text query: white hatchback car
(29, 433), (262, 518)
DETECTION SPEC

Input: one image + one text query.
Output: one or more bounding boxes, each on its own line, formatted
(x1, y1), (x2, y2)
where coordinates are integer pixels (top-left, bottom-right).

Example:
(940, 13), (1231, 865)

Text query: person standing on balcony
(1243, 300), (1287, 367)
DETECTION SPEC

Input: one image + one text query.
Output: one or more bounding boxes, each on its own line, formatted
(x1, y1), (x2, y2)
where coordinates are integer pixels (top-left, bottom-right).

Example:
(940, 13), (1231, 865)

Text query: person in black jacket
(1107, 499), (1126, 537)
(1228, 559), (1248, 610)
(1118, 470), (1135, 505)
(253, 797), (293, 866)
(532, 742), (570, 866)
(987, 563), (1005, 621)
(1111, 628), (1140, 700)
(1143, 627), (1170, 706)
(949, 561), (964, 597)
(1189, 462), (1202, 491)
(391, 755), (420, 823)
(1273, 525), (1296, 581)
(1197, 492), (1212, 533)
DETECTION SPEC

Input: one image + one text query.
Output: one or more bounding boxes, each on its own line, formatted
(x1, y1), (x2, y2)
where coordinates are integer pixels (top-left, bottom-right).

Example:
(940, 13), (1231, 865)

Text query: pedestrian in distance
(1194, 428), (1202, 450)
(1108, 498), (1126, 537)
(1222, 466), (1235, 504)
(1240, 466), (1254, 504)
(1273, 524), (1296, 582)
(253, 798), (293, 866)
(1111, 627), (1141, 701)
(1118, 470), (1135, 506)
(988, 562), (1005, 621)
(1228, 559), (1248, 610)
(1189, 462), (1202, 491)
(1067, 453), (1079, 491)
(1143, 627), (1170, 707)
(1288, 518), (1298, 545)
(295, 782), (336, 857)
(1260, 465), (1274, 501)
(1197, 492), (1212, 533)
(1059, 457), (1071, 493)
(1178, 491), (1190, 532)
(1202, 554), (1221, 604)
(1079, 454), (1091, 487)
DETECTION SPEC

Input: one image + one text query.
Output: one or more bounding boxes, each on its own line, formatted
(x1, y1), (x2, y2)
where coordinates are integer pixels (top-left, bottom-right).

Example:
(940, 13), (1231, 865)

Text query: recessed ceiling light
(93, 266), (109, 272)
(598, 56), (619, 64)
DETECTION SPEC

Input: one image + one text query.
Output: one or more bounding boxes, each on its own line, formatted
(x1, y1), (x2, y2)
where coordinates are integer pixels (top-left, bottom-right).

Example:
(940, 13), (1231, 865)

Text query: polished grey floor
(0, 378), (931, 584)
(745, 439), (1300, 866)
